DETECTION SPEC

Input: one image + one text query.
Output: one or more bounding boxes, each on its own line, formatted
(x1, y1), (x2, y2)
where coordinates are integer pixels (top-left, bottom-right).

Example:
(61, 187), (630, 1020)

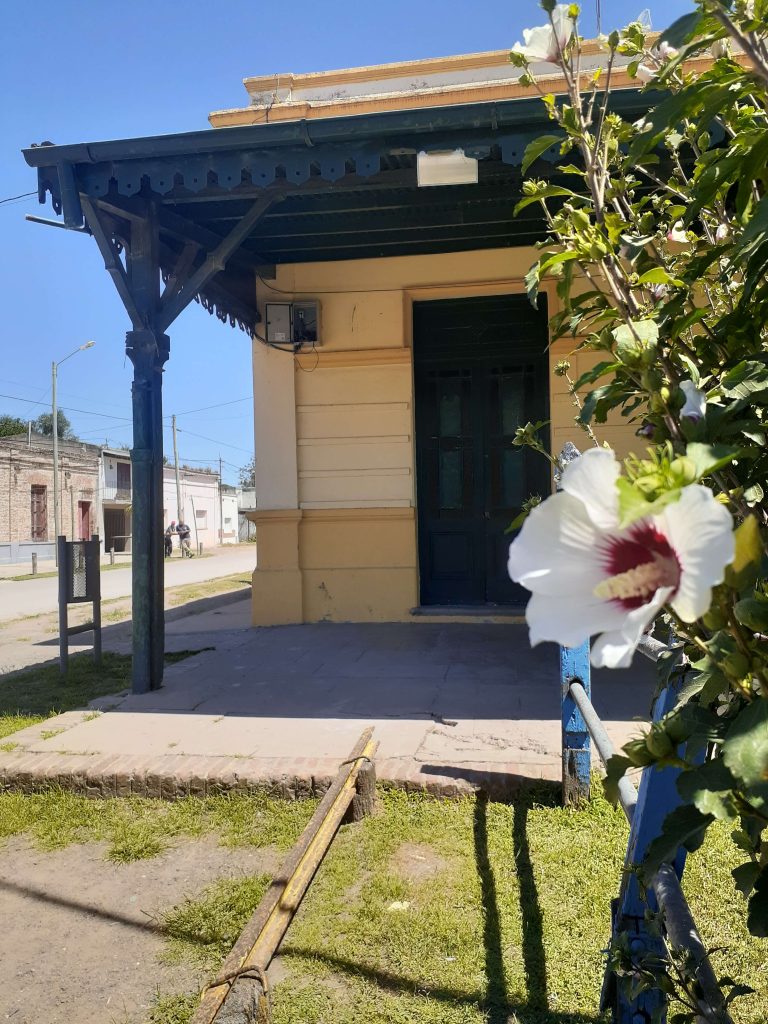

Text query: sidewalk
(0, 611), (654, 799)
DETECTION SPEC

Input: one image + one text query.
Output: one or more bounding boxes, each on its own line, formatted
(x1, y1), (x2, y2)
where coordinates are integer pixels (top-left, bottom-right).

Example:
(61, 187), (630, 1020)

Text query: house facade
(100, 447), (132, 553)
(223, 51), (642, 626)
(0, 433), (101, 563)
(162, 466), (225, 551)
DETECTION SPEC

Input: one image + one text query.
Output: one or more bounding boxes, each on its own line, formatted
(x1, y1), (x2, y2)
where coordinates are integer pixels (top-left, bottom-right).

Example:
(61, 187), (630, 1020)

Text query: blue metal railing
(560, 635), (732, 1024)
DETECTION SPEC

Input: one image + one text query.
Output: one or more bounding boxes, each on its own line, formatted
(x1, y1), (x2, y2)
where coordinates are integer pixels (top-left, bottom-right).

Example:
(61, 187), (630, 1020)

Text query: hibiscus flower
(507, 449), (734, 668)
(511, 5), (576, 64)
(680, 379), (707, 421)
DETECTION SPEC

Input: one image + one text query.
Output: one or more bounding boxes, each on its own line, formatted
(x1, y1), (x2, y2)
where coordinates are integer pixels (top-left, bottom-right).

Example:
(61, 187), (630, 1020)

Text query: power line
(0, 191), (37, 206)
(168, 423), (253, 455)
(0, 393), (131, 421)
(170, 396), (253, 417)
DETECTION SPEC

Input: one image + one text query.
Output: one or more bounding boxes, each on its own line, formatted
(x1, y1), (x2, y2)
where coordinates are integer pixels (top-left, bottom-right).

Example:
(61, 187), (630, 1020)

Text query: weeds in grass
(39, 728), (64, 741)
(0, 714), (42, 740)
(162, 875), (272, 970)
(146, 992), (198, 1024)
(0, 742), (19, 753)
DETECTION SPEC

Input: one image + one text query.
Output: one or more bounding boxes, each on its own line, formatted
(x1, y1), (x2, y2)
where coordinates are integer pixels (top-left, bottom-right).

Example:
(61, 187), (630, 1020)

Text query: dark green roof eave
(22, 89), (644, 168)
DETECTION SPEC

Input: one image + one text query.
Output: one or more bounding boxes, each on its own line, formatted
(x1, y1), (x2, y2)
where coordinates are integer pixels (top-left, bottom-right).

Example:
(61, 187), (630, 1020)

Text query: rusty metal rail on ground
(190, 727), (378, 1024)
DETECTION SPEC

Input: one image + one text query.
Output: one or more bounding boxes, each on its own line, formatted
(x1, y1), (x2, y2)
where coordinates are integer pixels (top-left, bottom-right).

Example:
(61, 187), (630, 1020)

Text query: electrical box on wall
(265, 301), (320, 347)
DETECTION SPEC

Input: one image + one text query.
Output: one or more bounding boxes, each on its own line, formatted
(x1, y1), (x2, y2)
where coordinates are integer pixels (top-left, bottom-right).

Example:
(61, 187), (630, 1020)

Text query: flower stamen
(594, 556), (679, 604)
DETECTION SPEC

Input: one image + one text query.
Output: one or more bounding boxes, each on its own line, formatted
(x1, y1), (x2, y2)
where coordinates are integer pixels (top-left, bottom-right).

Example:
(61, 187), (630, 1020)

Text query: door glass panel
(439, 449), (462, 509)
(500, 371), (524, 435)
(501, 449), (524, 508)
(438, 383), (462, 437)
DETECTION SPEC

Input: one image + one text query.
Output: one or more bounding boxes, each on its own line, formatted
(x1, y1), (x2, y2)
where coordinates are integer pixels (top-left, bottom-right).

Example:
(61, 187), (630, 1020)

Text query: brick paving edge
(0, 750), (560, 801)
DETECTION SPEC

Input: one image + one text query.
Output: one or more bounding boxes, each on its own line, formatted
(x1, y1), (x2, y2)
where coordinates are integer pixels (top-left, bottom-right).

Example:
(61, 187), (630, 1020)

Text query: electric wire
(0, 191), (37, 206)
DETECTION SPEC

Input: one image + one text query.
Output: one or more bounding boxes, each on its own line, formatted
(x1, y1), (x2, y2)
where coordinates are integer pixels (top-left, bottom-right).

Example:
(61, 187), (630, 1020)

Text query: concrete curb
(164, 587), (251, 624)
(0, 748), (559, 802)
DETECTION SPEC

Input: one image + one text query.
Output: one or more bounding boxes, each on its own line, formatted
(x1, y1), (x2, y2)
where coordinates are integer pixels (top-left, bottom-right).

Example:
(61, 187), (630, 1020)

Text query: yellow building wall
(249, 247), (638, 625)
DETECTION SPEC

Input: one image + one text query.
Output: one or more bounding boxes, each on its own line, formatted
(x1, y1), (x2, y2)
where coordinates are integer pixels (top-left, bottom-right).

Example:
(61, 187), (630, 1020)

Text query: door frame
(406, 278), (556, 606)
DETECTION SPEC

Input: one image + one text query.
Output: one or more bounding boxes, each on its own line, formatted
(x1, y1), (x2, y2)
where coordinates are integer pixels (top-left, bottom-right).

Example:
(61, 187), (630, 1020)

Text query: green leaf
(732, 861), (761, 897)
(514, 185), (580, 215)
(720, 361), (768, 400)
(659, 11), (703, 48)
(636, 268), (683, 287)
(676, 758), (738, 821)
(725, 515), (763, 590)
(734, 596), (768, 632)
(747, 865), (768, 937)
(723, 700), (768, 789)
(521, 134), (564, 175)
(524, 262), (541, 309)
(616, 479), (682, 528)
(684, 442), (741, 480)
(644, 804), (713, 874)
(612, 319), (659, 367)
(603, 755), (633, 804)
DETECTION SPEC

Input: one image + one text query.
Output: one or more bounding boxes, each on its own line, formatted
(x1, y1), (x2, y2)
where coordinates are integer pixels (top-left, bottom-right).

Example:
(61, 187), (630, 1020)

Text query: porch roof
(23, 92), (647, 331)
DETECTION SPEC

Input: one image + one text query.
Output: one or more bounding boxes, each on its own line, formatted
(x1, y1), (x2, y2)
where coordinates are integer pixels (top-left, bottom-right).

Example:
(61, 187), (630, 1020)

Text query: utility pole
(51, 342), (95, 566)
(218, 455), (224, 546)
(52, 360), (59, 564)
(172, 414), (182, 521)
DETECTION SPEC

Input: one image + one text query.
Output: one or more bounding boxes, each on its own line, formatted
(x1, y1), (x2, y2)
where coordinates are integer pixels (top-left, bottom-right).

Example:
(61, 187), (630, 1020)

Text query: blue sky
(0, 0), (693, 483)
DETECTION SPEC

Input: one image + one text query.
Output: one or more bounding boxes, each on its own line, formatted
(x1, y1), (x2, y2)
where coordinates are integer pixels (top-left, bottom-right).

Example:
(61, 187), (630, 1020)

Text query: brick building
(0, 433), (101, 564)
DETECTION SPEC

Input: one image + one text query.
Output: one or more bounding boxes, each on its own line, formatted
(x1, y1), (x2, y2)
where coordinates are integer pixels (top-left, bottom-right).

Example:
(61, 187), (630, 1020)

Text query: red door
(78, 501), (91, 540)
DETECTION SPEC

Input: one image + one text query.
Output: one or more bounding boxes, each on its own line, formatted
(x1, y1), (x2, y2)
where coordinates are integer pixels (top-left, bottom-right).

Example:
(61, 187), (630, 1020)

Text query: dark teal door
(414, 295), (550, 607)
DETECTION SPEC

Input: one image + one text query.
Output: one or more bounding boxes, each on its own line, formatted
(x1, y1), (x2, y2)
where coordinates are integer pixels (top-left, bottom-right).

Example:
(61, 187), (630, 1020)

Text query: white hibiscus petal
(559, 448), (620, 529)
(526, 591), (627, 649)
(657, 486), (734, 621)
(590, 587), (673, 669)
(508, 491), (606, 595)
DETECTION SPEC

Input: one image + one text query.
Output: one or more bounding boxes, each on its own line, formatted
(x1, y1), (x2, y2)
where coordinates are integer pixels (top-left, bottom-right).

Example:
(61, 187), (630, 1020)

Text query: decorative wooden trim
(301, 506), (415, 523)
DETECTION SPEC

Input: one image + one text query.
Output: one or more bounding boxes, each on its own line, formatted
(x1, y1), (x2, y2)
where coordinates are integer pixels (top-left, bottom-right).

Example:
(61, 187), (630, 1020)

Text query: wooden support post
(31, 552), (37, 575)
(110, 546), (115, 565)
(124, 209), (169, 694)
(348, 758), (377, 822)
(560, 641), (592, 804)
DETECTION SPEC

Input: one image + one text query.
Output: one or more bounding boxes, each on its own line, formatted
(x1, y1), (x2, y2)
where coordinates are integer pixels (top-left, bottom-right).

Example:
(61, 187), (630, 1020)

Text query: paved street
(0, 545), (256, 623)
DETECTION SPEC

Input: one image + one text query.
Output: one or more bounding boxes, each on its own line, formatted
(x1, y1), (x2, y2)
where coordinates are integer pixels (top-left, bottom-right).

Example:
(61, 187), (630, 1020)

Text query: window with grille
(31, 485), (47, 541)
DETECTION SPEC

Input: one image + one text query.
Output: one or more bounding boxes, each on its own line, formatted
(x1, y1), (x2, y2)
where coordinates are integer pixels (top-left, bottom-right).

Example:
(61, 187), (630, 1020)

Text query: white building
(100, 447), (133, 553)
(163, 466), (228, 551)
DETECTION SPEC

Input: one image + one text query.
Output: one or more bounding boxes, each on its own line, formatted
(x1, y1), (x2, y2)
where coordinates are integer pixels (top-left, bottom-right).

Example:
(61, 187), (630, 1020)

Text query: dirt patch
(0, 834), (279, 1024)
(390, 842), (448, 884)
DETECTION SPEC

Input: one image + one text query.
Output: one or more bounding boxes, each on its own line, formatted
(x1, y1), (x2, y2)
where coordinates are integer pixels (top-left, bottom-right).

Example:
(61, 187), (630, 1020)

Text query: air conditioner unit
(265, 301), (320, 348)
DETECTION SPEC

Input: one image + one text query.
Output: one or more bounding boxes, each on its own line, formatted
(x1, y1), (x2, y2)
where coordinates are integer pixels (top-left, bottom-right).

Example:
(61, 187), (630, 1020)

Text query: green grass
(140, 787), (768, 1024)
(0, 650), (211, 741)
(4, 561), (132, 582)
(162, 874), (273, 969)
(0, 784), (763, 1024)
(0, 789), (317, 861)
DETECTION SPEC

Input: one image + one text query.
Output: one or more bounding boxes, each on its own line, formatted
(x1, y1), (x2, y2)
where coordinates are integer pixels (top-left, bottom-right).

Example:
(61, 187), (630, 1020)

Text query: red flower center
(596, 524), (681, 610)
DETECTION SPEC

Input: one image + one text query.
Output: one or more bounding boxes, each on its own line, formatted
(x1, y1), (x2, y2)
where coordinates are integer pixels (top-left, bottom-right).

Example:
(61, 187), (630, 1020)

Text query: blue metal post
(561, 642), (592, 804)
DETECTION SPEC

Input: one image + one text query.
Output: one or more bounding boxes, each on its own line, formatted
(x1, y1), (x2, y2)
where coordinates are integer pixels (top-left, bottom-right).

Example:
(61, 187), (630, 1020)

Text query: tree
(239, 456), (256, 488)
(0, 414), (27, 438)
(33, 411), (77, 439)
(510, 1), (768, 947)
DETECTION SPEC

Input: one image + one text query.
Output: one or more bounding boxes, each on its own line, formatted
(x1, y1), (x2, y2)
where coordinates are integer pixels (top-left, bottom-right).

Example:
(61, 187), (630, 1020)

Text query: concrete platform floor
(0, 607), (656, 798)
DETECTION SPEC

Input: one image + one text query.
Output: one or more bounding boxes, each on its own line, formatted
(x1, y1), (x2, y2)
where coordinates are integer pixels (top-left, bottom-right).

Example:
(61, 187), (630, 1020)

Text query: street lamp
(52, 341), (95, 563)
